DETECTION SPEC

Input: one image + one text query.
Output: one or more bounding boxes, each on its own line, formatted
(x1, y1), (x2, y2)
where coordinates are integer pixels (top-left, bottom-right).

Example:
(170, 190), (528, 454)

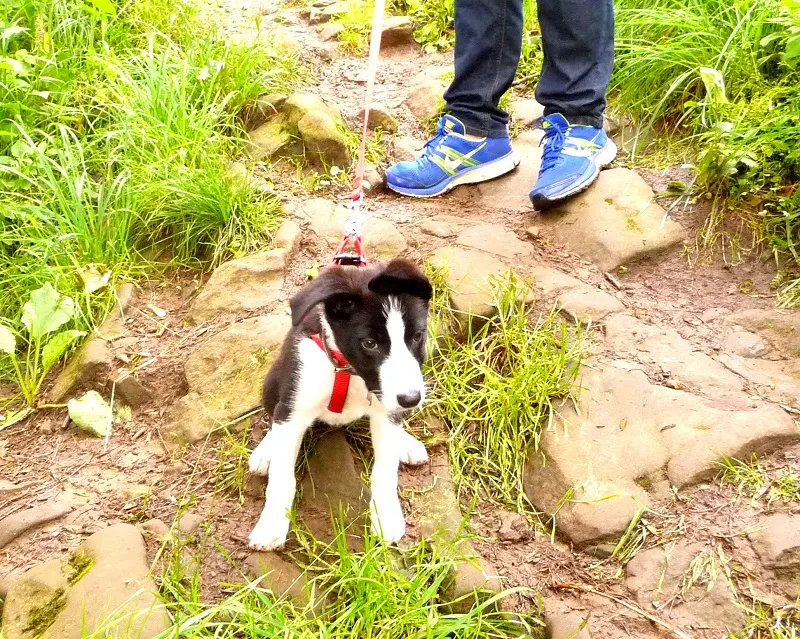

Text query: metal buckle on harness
(332, 193), (368, 267)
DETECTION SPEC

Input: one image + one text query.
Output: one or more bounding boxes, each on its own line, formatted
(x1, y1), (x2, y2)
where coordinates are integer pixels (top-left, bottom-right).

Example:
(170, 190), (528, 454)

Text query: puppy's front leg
(369, 414), (407, 543)
(248, 420), (309, 551)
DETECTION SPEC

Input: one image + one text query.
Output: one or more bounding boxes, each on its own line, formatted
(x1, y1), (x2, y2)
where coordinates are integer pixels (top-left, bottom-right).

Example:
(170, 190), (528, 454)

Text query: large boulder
(538, 168), (687, 270)
(188, 249), (287, 324)
(748, 513), (800, 598)
(1, 524), (169, 639)
(164, 314), (291, 445)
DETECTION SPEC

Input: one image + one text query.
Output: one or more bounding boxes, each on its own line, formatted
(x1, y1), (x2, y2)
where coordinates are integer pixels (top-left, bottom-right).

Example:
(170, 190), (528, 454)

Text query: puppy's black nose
(396, 391), (421, 408)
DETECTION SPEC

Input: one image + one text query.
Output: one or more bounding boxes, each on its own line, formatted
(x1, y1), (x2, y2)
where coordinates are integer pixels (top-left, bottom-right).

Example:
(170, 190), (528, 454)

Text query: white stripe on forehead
(378, 295), (425, 410)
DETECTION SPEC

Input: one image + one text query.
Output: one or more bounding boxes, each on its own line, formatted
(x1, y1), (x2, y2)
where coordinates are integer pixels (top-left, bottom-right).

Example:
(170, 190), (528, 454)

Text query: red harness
(309, 333), (352, 413)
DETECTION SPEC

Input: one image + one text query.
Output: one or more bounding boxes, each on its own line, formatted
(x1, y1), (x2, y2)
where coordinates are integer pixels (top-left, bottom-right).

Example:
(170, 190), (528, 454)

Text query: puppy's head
(289, 259), (433, 411)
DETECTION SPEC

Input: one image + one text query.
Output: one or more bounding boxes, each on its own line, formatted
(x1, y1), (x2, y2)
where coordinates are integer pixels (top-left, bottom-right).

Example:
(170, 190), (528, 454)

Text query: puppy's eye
(410, 330), (425, 344)
(361, 338), (378, 351)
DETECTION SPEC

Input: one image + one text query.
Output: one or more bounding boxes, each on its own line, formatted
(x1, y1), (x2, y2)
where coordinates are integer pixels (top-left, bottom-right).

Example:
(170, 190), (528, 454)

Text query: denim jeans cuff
(543, 109), (604, 130)
(446, 109), (509, 138)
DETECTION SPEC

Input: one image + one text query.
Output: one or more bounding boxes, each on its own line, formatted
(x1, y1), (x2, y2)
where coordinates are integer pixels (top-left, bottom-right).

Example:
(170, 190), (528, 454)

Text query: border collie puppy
(247, 258), (433, 551)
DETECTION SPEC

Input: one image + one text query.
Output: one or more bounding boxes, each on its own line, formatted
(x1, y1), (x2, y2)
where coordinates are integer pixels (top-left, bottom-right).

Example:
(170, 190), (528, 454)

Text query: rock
(476, 130), (542, 211)
(67, 390), (112, 438)
(137, 519), (170, 542)
(626, 541), (745, 635)
(530, 266), (585, 298)
(525, 226), (540, 239)
(316, 41), (341, 61)
(724, 309), (800, 358)
(176, 513), (204, 537)
(274, 219), (302, 252)
(543, 597), (592, 639)
(0, 503), (73, 550)
(716, 354), (800, 409)
(245, 552), (315, 607)
(363, 163), (384, 192)
(722, 329), (771, 358)
(392, 136), (422, 162)
(380, 16), (414, 47)
(302, 198), (407, 259)
(272, 26), (303, 54)
(428, 246), (533, 321)
(246, 119), (294, 161)
(47, 338), (113, 402)
(297, 430), (369, 549)
(410, 65), (454, 85)
(297, 111), (352, 168)
(241, 93), (288, 131)
(510, 99), (544, 128)
(113, 372), (152, 408)
(360, 103), (399, 133)
(1, 523), (169, 639)
(282, 94), (342, 128)
(455, 224), (534, 260)
(523, 362), (799, 545)
(187, 249), (287, 324)
(420, 219), (455, 238)
(538, 168), (687, 270)
(410, 456), (502, 613)
(748, 513), (800, 597)
(605, 314), (743, 396)
(556, 288), (624, 324)
(308, 1), (347, 24)
(318, 21), (344, 41)
(404, 80), (445, 122)
(497, 511), (531, 542)
(165, 314), (290, 445)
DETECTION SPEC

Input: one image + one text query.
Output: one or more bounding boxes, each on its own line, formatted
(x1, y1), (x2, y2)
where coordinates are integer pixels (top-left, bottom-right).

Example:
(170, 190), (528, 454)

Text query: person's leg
(444, 0), (524, 137)
(385, 0), (524, 197)
(535, 0), (614, 128)
(529, 0), (617, 209)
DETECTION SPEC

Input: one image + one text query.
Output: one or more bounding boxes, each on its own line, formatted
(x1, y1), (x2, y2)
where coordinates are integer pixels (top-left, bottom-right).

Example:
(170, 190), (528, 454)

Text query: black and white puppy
(247, 258), (433, 551)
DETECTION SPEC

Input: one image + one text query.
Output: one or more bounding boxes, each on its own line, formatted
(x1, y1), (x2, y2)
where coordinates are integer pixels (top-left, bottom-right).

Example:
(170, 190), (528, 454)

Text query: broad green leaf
(0, 324), (16, 355)
(786, 36), (800, 62)
(0, 407), (33, 433)
(68, 390), (112, 437)
(698, 67), (728, 106)
(21, 283), (75, 340)
(87, 0), (117, 16)
(42, 330), (85, 372)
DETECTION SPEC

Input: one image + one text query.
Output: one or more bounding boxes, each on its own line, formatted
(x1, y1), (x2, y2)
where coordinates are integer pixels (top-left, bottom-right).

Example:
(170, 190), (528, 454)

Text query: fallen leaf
(147, 304), (167, 318)
(68, 390), (112, 437)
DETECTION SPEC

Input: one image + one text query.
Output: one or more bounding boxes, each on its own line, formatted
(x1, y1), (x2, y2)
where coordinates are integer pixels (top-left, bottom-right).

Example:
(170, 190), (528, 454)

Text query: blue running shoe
(386, 115), (521, 197)
(529, 113), (617, 210)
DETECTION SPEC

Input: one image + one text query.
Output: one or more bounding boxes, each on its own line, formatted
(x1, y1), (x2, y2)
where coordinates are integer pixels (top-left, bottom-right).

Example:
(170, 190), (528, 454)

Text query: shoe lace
(420, 121), (449, 159)
(536, 117), (569, 172)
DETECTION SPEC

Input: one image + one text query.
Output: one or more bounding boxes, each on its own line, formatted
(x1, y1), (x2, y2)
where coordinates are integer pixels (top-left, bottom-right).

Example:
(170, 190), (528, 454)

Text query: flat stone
(556, 288), (624, 324)
(428, 246), (532, 320)
(47, 338), (113, 402)
(410, 456), (502, 613)
(539, 168), (687, 270)
(530, 266), (584, 297)
(360, 103), (398, 133)
(455, 224), (534, 259)
(626, 541), (745, 635)
(245, 552), (315, 607)
(748, 513), (800, 597)
(113, 372), (152, 408)
(165, 315), (290, 445)
(404, 80), (445, 122)
(0, 503), (73, 550)
(724, 309), (800, 358)
(420, 219), (455, 238)
(716, 354), (800, 409)
(392, 136), (423, 162)
(274, 219), (302, 252)
(318, 22), (344, 41)
(188, 249), (287, 324)
(297, 430), (369, 550)
(246, 119), (294, 161)
(525, 226), (541, 239)
(380, 16), (414, 47)
(605, 314), (744, 396)
(302, 198), (407, 260)
(1, 523), (169, 639)
(308, 1), (347, 24)
(476, 130), (542, 211)
(523, 363), (800, 545)
(722, 329), (771, 358)
(137, 519), (169, 542)
(510, 99), (544, 128)
(543, 597), (592, 639)
(176, 513), (204, 536)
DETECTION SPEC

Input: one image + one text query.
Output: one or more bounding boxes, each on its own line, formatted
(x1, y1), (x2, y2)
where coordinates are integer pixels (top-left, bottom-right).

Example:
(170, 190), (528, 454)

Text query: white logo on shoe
(441, 142), (487, 173)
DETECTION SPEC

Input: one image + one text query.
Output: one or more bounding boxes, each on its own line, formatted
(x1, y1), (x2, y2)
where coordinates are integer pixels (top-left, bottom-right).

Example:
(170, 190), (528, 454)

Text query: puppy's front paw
(370, 494), (406, 544)
(396, 429), (428, 466)
(248, 516), (290, 551)
(248, 436), (272, 475)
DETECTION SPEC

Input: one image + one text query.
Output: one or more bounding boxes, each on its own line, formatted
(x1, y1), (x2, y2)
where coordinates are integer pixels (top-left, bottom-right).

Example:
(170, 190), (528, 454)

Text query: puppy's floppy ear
(289, 268), (360, 326)
(368, 259), (433, 301)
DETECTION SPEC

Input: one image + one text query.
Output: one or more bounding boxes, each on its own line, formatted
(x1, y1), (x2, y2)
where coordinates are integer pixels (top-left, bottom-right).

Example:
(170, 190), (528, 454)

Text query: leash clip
(332, 192), (368, 267)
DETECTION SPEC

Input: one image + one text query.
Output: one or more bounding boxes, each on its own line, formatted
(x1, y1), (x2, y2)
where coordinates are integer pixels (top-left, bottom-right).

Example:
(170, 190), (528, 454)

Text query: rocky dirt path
(2, 1), (800, 638)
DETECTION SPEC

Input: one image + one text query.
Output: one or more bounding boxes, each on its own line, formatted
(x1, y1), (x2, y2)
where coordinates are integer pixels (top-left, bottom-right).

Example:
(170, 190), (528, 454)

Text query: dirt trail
(2, 1), (800, 638)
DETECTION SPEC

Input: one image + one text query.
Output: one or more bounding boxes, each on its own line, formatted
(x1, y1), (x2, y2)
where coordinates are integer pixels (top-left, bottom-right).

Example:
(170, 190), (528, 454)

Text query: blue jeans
(443, 0), (614, 137)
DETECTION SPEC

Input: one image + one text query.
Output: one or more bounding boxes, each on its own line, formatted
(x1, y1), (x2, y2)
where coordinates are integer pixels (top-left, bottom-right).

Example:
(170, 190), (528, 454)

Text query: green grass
(730, 600), (800, 639)
(717, 454), (800, 506)
(0, 0), (304, 404)
(424, 266), (581, 515)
